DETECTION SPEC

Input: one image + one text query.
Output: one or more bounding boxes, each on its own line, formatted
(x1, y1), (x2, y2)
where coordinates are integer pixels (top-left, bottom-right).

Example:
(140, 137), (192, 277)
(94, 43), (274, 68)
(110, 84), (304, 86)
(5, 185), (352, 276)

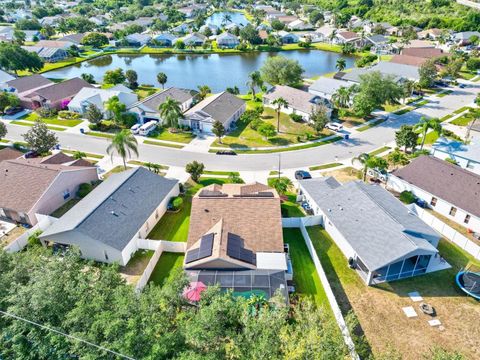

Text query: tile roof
(40, 167), (178, 251)
(35, 40), (74, 49)
(186, 183), (284, 268)
(392, 156), (480, 218)
(401, 47), (445, 59)
(300, 178), (439, 270)
(390, 55), (428, 67)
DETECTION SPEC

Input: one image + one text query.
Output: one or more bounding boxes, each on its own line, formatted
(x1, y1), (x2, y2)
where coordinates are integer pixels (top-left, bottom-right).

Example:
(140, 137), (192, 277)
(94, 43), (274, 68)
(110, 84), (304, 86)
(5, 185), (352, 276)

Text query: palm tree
(246, 71), (263, 100)
(414, 116), (442, 151)
(222, 13), (232, 26)
(197, 85), (211, 100)
(272, 97), (288, 133)
(336, 58), (346, 72)
(331, 86), (351, 109)
(107, 130), (139, 170)
(328, 29), (337, 44)
(157, 72), (167, 89)
(104, 96), (126, 124)
(352, 153), (387, 182)
(72, 151), (86, 159)
(159, 97), (183, 130)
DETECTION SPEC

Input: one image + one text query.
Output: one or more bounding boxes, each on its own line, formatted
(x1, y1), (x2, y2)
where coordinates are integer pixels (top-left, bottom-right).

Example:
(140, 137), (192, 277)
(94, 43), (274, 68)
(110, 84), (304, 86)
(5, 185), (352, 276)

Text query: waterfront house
(276, 31), (299, 44)
(0, 151), (98, 226)
(183, 91), (245, 133)
(298, 177), (442, 285)
(335, 31), (362, 47)
(35, 40), (75, 50)
(153, 33), (178, 47)
(0, 69), (15, 91)
(125, 33), (152, 47)
(308, 77), (351, 101)
(128, 87), (196, 124)
(181, 33), (206, 46)
(22, 46), (69, 62)
(216, 32), (239, 48)
(39, 167), (179, 265)
(388, 156), (480, 234)
(5, 74), (53, 98)
(287, 19), (313, 31)
(59, 33), (87, 45)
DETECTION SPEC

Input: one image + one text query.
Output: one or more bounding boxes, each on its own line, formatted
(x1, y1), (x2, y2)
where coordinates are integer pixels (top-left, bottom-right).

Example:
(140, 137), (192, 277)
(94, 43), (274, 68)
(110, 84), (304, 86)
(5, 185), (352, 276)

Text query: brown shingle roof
(401, 47), (445, 58)
(25, 77), (93, 102)
(390, 55), (428, 67)
(6, 74), (53, 94)
(186, 183), (284, 267)
(0, 148), (23, 162)
(392, 156), (480, 218)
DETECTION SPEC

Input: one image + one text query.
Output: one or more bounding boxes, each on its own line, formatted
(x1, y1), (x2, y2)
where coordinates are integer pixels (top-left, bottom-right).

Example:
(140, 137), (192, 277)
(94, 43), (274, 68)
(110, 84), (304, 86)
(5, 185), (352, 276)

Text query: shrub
(399, 190), (416, 204)
(249, 118), (264, 130)
(121, 113), (137, 128)
(228, 172), (244, 184)
(88, 120), (120, 132)
(355, 54), (378, 68)
(290, 113), (303, 122)
(77, 183), (93, 198)
(170, 196), (183, 210)
(58, 110), (81, 120)
(36, 107), (57, 118)
(27, 230), (43, 247)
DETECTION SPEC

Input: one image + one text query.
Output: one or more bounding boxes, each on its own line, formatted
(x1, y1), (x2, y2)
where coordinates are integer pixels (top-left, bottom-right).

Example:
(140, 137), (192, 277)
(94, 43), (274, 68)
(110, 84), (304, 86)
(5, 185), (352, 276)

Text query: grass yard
(119, 249), (154, 285)
(393, 107), (414, 115)
(283, 228), (329, 310)
(308, 226), (480, 359)
(149, 252), (185, 287)
(451, 114), (474, 127)
(20, 112), (83, 127)
(134, 86), (160, 99)
(148, 127), (196, 144)
(419, 130), (440, 145)
(61, 149), (104, 159)
(321, 167), (362, 183)
(11, 120), (66, 131)
(86, 131), (115, 139)
(309, 162), (343, 171)
(368, 146), (391, 156)
(212, 107), (331, 149)
(453, 106), (472, 115)
(143, 140), (184, 149)
(102, 165), (131, 179)
(281, 193), (304, 218)
(437, 90), (453, 98)
(50, 198), (81, 218)
(357, 118), (386, 132)
(203, 170), (240, 176)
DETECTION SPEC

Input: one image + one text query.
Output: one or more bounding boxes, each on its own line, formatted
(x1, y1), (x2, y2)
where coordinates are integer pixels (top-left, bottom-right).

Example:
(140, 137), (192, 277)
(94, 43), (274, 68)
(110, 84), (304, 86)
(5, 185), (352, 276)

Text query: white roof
(69, 87), (137, 109)
(256, 252), (287, 270)
(309, 77), (349, 97)
(0, 69), (15, 84)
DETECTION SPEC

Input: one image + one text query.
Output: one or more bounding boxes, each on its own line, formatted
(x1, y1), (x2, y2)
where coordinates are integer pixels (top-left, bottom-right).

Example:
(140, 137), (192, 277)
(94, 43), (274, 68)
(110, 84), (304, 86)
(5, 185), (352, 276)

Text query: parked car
(367, 167), (388, 182)
(325, 122), (343, 132)
(459, 83), (467, 89)
(295, 170), (312, 180)
(24, 150), (39, 158)
(130, 123), (141, 134)
(216, 150), (237, 155)
(4, 106), (22, 115)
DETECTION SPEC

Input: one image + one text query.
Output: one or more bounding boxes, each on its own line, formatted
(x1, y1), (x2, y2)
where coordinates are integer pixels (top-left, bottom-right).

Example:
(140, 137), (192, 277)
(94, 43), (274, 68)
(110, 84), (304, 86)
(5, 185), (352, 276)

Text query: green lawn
(11, 120), (66, 131)
(419, 130), (440, 145)
(143, 140), (184, 149)
(309, 162), (343, 171)
(20, 112), (83, 127)
(212, 107), (331, 149)
(368, 146), (390, 156)
(148, 252), (184, 287)
(453, 106), (472, 114)
(437, 90), (453, 98)
(127, 160), (168, 169)
(86, 131), (115, 139)
(393, 107), (414, 115)
(61, 150), (104, 159)
(356, 118), (386, 132)
(281, 193), (304, 218)
(102, 165), (131, 179)
(148, 127), (196, 144)
(50, 198), (81, 218)
(133, 86), (160, 99)
(451, 114), (474, 126)
(203, 170), (240, 176)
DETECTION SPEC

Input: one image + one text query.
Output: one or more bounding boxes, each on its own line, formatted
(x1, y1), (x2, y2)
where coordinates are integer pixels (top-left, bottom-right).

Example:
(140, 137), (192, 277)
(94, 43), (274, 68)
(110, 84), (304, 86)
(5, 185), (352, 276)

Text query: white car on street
(325, 122), (343, 132)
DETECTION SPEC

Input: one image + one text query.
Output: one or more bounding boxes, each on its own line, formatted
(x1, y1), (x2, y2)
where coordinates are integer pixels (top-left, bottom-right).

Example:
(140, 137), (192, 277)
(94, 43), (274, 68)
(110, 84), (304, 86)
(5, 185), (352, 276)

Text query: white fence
(4, 214), (57, 253)
(283, 216), (359, 360)
(409, 204), (480, 260)
(135, 240), (186, 292)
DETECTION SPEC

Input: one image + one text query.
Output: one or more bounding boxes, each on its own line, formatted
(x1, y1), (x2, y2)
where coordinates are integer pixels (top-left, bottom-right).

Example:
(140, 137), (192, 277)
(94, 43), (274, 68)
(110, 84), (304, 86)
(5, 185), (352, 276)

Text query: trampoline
(456, 266), (480, 300)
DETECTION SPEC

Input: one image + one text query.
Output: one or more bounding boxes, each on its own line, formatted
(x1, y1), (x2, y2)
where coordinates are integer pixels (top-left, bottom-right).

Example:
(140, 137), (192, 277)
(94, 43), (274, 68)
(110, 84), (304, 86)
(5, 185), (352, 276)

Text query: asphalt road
(3, 83), (479, 171)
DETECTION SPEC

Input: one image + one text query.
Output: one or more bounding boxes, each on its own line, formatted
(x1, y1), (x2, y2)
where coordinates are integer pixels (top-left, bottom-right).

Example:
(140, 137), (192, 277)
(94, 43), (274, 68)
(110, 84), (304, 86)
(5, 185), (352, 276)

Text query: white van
(130, 123), (141, 135)
(139, 121), (158, 136)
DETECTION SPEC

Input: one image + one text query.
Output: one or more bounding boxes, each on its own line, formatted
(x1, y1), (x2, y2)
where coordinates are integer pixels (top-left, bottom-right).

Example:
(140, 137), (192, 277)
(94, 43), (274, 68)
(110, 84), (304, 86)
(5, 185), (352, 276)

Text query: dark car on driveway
(4, 106), (22, 115)
(216, 150), (237, 155)
(295, 170), (312, 180)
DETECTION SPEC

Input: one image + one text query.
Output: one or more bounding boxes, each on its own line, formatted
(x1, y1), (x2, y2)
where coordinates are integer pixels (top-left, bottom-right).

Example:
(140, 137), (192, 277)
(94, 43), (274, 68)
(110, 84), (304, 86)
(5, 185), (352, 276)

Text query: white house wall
(431, 149), (480, 176)
(388, 175), (480, 233)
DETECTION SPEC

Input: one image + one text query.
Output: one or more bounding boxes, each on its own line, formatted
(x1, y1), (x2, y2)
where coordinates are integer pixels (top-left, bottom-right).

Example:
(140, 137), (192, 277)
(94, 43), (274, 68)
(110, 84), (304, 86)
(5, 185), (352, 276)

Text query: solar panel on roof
(233, 192), (274, 198)
(185, 233), (215, 263)
(226, 232), (256, 265)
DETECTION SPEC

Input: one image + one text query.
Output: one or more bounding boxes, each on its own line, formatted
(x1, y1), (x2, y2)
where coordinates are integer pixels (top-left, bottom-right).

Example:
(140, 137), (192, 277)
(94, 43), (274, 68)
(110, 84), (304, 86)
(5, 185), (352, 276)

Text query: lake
(44, 51), (355, 93)
(206, 11), (250, 27)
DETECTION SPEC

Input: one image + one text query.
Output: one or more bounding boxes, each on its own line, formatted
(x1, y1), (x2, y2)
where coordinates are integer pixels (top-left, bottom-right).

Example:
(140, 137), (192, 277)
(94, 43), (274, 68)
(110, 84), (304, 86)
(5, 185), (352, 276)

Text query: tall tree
(104, 96), (126, 124)
(272, 97), (288, 132)
(212, 120), (225, 144)
(103, 68), (125, 85)
(157, 72), (168, 89)
(0, 122), (7, 141)
(197, 85), (211, 100)
(331, 86), (352, 109)
(419, 60), (437, 89)
(186, 160), (204, 182)
(260, 56), (304, 86)
(246, 71), (263, 100)
(125, 69), (138, 89)
(336, 58), (347, 72)
(22, 120), (58, 154)
(159, 97), (183, 129)
(395, 125), (418, 153)
(414, 116), (442, 150)
(106, 129), (139, 169)
(268, 176), (292, 195)
(310, 106), (329, 134)
(85, 104), (103, 124)
(0, 43), (44, 73)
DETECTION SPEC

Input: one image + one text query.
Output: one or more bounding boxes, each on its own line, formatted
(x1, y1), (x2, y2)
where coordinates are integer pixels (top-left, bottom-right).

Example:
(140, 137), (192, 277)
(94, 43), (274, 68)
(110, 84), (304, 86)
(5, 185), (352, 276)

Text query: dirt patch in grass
(321, 167), (361, 183)
(0, 225), (27, 248)
(308, 226), (480, 359)
(118, 249), (154, 285)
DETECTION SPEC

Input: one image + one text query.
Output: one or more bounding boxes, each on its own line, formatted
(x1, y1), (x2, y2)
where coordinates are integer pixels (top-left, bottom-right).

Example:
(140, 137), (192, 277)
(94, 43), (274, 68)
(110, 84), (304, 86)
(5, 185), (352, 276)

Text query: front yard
(147, 127), (196, 144)
(212, 107), (331, 149)
(20, 112), (83, 127)
(308, 226), (480, 359)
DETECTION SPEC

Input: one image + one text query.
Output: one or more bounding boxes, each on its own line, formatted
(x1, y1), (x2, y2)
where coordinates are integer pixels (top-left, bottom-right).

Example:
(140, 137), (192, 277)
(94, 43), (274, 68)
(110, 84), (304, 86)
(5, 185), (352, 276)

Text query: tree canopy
(260, 56), (304, 86)
(0, 43), (44, 73)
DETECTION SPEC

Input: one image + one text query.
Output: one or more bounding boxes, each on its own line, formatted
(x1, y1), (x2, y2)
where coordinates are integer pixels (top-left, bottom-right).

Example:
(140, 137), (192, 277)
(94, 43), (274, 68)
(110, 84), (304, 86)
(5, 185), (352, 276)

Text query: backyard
(212, 107), (332, 149)
(148, 252), (185, 287)
(308, 226), (480, 359)
(118, 249), (154, 285)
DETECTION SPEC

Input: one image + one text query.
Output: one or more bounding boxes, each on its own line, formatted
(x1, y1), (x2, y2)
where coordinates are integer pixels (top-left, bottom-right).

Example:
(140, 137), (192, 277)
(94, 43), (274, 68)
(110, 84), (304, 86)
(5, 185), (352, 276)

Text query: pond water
(206, 11), (250, 27)
(44, 50), (355, 93)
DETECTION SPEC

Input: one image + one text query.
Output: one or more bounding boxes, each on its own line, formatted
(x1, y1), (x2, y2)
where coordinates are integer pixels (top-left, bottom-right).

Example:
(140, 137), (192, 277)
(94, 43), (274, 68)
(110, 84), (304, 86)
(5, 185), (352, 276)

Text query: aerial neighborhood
(1, 0), (480, 359)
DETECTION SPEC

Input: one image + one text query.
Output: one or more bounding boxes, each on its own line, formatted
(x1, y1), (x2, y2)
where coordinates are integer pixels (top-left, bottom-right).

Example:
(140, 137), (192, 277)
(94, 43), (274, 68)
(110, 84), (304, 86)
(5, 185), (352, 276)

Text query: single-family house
(183, 91), (245, 133)
(0, 147), (22, 162)
(5, 74), (53, 98)
(128, 87), (196, 123)
(181, 33), (206, 46)
(276, 15), (299, 25)
(417, 28), (446, 41)
(341, 61), (420, 83)
(216, 32), (239, 48)
(35, 40), (75, 50)
(184, 182), (289, 301)
(124, 33), (152, 47)
(263, 85), (332, 121)
(335, 31), (362, 47)
(59, 33), (86, 45)
(153, 33), (178, 47)
(0, 151), (98, 226)
(363, 21), (393, 35)
(298, 177), (442, 285)
(390, 55), (429, 68)
(401, 47), (446, 59)
(200, 24), (219, 35)
(453, 31), (480, 46)
(308, 77), (351, 101)
(431, 137), (480, 175)
(366, 34), (390, 53)
(287, 19), (313, 31)
(0, 26), (40, 42)
(315, 25), (336, 42)
(22, 46), (69, 62)
(21, 77), (94, 110)
(39, 167), (179, 265)
(389, 156), (480, 234)
(0, 69), (15, 91)
(68, 85), (138, 118)
(276, 30), (299, 44)
(172, 23), (191, 34)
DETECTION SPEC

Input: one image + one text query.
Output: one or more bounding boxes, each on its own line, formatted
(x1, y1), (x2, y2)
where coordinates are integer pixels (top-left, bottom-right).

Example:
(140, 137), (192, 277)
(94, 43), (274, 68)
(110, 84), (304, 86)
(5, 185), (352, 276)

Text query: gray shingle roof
(129, 87), (195, 113)
(300, 178), (439, 270)
(6, 74), (53, 93)
(392, 156), (480, 218)
(40, 167), (178, 251)
(185, 91), (245, 125)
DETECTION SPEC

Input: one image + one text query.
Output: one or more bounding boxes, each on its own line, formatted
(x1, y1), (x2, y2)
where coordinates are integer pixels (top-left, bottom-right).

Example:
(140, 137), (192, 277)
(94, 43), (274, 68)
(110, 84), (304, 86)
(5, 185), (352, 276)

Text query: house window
(449, 207), (457, 216)
(464, 215), (471, 224)
(430, 197), (437, 206)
